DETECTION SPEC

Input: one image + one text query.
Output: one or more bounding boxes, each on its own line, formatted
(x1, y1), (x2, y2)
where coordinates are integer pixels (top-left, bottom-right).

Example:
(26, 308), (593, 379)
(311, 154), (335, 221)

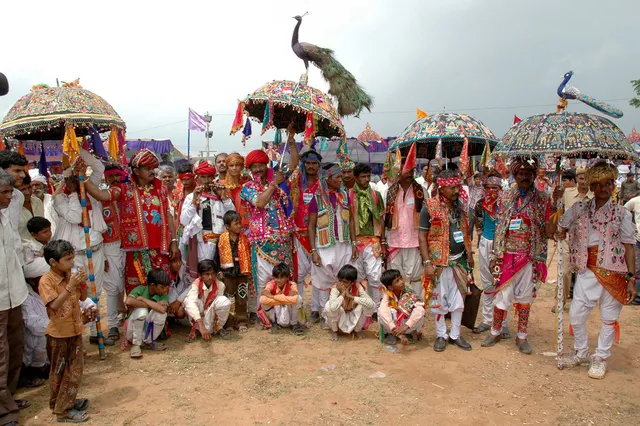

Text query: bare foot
(330, 331), (338, 341)
(399, 335), (409, 345)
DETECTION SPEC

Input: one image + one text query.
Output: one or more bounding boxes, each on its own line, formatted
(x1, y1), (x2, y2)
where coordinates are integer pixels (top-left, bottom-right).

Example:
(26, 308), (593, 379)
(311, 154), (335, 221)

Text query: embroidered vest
(349, 187), (383, 237)
(101, 200), (121, 245)
(315, 190), (351, 249)
(425, 198), (471, 267)
(568, 200), (628, 273)
(118, 179), (170, 253)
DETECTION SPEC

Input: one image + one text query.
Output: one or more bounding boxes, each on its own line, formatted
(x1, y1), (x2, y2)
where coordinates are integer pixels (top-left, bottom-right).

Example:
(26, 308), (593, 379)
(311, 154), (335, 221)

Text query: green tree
(631, 79), (640, 108)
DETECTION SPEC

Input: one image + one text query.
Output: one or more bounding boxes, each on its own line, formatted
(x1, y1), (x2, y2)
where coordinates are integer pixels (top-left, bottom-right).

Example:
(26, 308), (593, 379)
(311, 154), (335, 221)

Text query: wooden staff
(78, 174), (107, 360)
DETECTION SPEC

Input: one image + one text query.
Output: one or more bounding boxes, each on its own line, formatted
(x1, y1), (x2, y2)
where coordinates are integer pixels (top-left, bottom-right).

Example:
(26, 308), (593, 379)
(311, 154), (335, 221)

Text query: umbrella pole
(556, 239), (564, 369)
(78, 175), (107, 360)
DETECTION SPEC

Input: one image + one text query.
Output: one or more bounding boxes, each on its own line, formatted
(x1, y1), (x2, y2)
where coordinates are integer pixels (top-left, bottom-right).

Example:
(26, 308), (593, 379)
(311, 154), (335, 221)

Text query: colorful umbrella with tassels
(0, 79), (127, 361)
(230, 76), (346, 146)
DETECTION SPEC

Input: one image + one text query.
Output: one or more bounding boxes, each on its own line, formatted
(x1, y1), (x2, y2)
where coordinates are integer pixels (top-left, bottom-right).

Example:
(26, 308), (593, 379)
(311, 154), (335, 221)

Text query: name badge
(453, 230), (464, 243)
(509, 219), (522, 230)
(406, 196), (415, 205)
(303, 193), (314, 204)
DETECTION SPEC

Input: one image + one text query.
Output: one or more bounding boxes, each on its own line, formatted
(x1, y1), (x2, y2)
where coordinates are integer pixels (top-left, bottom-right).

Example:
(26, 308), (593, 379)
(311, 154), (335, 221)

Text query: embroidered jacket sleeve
(405, 303), (426, 329)
(354, 285), (375, 309)
(240, 185), (259, 207)
(327, 287), (344, 312)
(183, 282), (203, 322)
(377, 291), (395, 331)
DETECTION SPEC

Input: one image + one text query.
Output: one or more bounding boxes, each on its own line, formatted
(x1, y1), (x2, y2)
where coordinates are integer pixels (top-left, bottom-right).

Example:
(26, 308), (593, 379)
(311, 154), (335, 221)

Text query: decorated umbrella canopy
(0, 80), (126, 140)
(231, 78), (346, 141)
(389, 112), (498, 158)
(494, 112), (639, 162)
(0, 79), (126, 361)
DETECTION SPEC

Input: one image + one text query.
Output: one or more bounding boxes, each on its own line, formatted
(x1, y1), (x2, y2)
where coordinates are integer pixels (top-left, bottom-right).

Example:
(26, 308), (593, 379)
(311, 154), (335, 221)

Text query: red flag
(229, 101), (245, 135)
(304, 112), (315, 146)
(459, 136), (470, 177)
(401, 143), (417, 175)
(513, 115), (521, 124)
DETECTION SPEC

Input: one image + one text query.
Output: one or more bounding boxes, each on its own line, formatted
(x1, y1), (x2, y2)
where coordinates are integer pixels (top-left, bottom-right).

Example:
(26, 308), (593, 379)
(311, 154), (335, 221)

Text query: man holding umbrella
(482, 157), (554, 354)
(240, 135), (299, 320)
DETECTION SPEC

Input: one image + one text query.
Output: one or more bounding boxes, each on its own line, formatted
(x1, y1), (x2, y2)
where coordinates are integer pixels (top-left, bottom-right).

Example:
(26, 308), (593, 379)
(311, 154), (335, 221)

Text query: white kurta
(184, 280), (232, 332)
(323, 286), (375, 333)
(180, 193), (235, 261)
(0, 207), (27, 310)
(18, 196), (44, 242)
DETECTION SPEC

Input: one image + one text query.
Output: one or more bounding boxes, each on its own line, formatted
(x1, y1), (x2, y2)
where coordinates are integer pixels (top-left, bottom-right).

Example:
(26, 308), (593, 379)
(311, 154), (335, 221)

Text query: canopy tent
(124, 139), (188, 166)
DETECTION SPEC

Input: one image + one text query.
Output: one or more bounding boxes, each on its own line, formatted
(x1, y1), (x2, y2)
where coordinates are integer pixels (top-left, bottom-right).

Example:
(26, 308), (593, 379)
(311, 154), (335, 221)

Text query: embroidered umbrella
(0, 80), (127, 361)
(0, 80), (126, 140)
(493, 112), (639, 162)
(230, 76), (346, 143)
(388, 112), (499, 158)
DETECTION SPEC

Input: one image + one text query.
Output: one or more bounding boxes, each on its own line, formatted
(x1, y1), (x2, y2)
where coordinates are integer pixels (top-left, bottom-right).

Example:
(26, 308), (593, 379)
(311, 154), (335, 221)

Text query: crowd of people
(0, 143), (638, 424)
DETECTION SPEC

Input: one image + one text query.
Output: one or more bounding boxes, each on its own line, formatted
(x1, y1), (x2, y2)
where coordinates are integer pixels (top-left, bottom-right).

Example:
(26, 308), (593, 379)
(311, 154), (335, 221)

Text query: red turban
(246, 150), (270, 168)
(194, 160), (217, 176)
(130, 149), (159, 169)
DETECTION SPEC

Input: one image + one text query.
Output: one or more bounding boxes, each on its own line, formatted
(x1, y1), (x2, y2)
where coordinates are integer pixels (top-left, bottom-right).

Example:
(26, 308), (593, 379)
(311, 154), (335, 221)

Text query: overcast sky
(1, 0), (639, 158)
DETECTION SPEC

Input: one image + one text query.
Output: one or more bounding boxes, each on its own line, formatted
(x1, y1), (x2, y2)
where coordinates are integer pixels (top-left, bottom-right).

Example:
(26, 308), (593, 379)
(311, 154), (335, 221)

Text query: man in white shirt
(52, 164), (110, 345)
(374, 174), (389, 208)
(181, 160), (235, 264)
(0, 169), (29, 424)
(0, 151), (27, 265)
(16, 174), (45, 243)
(415, 164), (429, 188)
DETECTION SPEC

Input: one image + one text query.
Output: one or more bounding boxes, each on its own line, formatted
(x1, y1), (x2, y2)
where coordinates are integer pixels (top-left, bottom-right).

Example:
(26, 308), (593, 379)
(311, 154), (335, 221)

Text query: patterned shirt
(240, 179), (293, 243)
(39, 270), (83, 338)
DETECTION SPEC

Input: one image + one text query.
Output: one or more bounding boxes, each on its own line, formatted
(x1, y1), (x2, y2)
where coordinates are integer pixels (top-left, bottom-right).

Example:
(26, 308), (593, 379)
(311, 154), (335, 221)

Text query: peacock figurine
(291, 12), (373, 118)
(557, 71), (623, 119)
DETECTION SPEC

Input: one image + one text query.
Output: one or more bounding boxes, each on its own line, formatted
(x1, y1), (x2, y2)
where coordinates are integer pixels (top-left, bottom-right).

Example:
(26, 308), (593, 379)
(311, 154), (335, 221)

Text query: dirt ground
(17, 242), (640, 425)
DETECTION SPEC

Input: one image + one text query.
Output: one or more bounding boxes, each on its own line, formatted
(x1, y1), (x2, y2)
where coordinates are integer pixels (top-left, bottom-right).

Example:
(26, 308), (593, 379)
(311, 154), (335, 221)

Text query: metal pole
(204, 112), (213, 161)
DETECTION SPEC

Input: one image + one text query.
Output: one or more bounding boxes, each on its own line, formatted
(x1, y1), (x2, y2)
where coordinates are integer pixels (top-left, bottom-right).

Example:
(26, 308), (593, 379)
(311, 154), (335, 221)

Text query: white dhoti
(431, 266), (465, 340)
(249, 254), (275, 314)
(387, 247), (424, 297)
(103, 243), (125, 330)
(354, 244), (383, 309)
(294, 237), (312, 302)
(76, 245), (106, 337)
(262, 296), (302, 326)
(188, 296), (232, 333)
(478, 236), (509, 328)
(493, 260), (535, 339)
(126, 308), (167, 346)
(323, 303), (374, 334)
(570, 269), (623, 360)
(311, 242), (352, 313)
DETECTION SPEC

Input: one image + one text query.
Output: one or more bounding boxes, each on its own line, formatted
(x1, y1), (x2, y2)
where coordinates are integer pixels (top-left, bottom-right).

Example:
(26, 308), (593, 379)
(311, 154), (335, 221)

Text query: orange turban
(225, 153), (245, 167)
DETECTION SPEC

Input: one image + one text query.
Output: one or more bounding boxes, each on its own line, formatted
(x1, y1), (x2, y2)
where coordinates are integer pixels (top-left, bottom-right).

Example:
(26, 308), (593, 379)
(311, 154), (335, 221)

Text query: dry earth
(17, 242), (640, 425)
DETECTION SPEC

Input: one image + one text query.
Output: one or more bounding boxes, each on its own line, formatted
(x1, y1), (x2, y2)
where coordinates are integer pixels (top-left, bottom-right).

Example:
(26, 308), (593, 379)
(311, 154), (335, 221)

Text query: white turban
(31, 174), (47, 185)
(24, 258), (50, 279)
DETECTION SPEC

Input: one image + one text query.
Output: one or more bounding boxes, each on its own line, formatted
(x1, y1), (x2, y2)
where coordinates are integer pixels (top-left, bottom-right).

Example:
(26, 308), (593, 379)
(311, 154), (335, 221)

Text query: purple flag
(188, 108), (207, 132)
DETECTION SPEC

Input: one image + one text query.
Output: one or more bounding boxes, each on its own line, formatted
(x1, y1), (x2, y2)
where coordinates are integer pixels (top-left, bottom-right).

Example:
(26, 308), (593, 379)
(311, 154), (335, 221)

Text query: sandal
(57, 409), (89, 423)
(238, 324), (249, 333)
(292, 324), (305, 336)
(143, 342), (168, 351)
(16, 399), (30, 410)
(74, 399), (89, 412)
(473, 323), (491, 334)
(129, 344), (143, 359)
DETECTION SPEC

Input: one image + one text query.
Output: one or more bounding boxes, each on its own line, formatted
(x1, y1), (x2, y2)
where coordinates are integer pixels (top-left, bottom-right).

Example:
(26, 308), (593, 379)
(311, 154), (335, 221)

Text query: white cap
(31, 174), (47, 185)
